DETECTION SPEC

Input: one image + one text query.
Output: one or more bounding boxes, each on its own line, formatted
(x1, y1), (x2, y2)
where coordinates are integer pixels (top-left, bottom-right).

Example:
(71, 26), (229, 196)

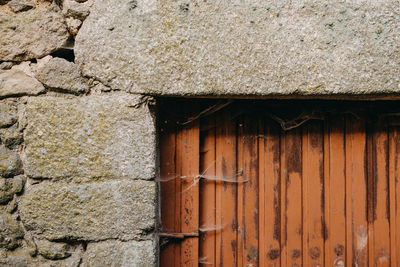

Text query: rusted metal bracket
(158, 232), (199, 239)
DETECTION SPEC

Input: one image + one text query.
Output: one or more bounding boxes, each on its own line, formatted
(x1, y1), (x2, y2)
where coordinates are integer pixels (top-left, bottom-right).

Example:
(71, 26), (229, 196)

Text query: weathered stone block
(11, 175), (25, 194)
(0, 9), (69, 61)
(82, 240), (155, 267)
(19, 180), (156, 241)
(0, 212), (24, 249)
(0, 126), (23, 149)
(0, 69), (45, 98)
(36, 239), (71, 260)
(24, 94), (156, 180)
(0, 175), (25, 204)
(76, 0), (400, 97)
(8, 0), (34, 13)
(62, 0), (92, 20)
(0, 179), (13, 204)
(0, 103), (17, 128)
(65, 17), (82, 36)
(0, 146), (22, 178)
(0, 257), (29, 267)
(35, 56), (89, 94)
(0, 62), (14, 70)
(0, 245), (83, 266)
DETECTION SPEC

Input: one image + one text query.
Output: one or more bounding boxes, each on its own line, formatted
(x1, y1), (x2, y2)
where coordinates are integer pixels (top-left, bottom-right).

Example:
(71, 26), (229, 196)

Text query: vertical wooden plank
(282, 128), (303, 267)
(259, 117), (266, 267)
(199, 116), (216, 266)
(367, 123), (375, 267)
(215, 109), (238, 267)
(280, 131), (287, 267)
(345, 116), (368, 267)
(389, 124), (400, 267)
(388, 120), (400, 266)
(259, 118), (281, 266)
(240, 114), (259, 266)
(177, 113), (200, 267)
(372, 121), (390, 266)
(324, 116), (346, 267)
(237, 114), (259, 267)
(237, 117), (245, 267)
(396, 126), (400, 267)
(302, 121), (325, 267)
(175, 122), (184, 267)
(160, 113), (178, 267)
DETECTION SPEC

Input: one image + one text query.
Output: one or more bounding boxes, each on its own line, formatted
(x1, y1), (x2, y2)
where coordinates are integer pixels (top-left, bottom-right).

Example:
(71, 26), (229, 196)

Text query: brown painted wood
(199, 116), (216, 266)
(372, 120), (390, 266)
(346, 116), (368, 267)
(279, 127), (287, 267)
(302, 121), (324, 266)
(282, 128), (303, 267)
(159, 112), (178, 267)
(177, 118), (200, 267)
(159, 100), (400, 267)
(259, 118), (281, 266)
(237, 114), (260, 266)
(389, 123), (400, 267)
(215, 110), (237, 267)
(258, 117), (267, 267)
(324, 116), (346, 267)
(237, 115), (245, 267)
(240, 114), (259, 266)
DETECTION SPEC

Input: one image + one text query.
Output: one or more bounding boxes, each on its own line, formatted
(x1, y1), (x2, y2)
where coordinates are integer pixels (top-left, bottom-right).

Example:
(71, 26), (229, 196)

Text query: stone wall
(0, 0), (399, 266)
(0, 1), (157, 266)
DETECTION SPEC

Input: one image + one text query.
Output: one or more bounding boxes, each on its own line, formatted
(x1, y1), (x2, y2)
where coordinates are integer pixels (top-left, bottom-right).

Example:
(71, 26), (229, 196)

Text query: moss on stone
(24, 93), (156, 180)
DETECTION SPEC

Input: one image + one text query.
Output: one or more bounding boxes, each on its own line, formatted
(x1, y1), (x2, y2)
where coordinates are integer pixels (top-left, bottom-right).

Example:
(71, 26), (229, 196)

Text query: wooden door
(159, 99), (400, 267)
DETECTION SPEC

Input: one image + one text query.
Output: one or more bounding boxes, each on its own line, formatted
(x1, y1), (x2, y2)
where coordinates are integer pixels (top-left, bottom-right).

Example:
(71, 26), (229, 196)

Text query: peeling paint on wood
(160, 100), (400, 266)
